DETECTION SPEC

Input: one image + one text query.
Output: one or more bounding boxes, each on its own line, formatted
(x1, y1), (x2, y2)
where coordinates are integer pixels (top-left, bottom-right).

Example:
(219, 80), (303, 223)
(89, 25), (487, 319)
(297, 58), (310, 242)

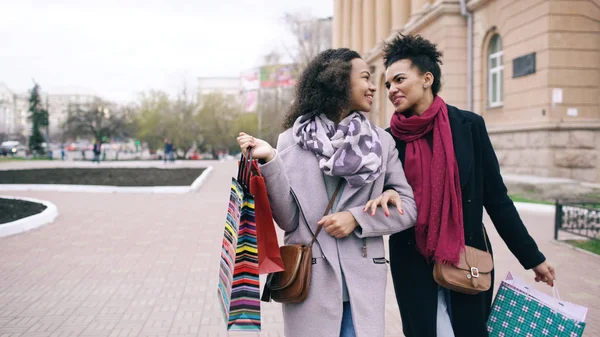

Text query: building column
(351, 0), (363, 52)
(375, 0), (391, 42)
(411, 0), (429, 16)
(362, 0), (376, 54)
(391, 0), (411, 31)
(333, 0), (343, 48)
(342, 0), (353, 47)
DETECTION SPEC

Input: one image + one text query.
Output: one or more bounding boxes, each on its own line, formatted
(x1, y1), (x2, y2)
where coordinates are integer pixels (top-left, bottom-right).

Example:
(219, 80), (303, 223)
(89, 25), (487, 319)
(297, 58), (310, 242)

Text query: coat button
(467, 198), (472, 203)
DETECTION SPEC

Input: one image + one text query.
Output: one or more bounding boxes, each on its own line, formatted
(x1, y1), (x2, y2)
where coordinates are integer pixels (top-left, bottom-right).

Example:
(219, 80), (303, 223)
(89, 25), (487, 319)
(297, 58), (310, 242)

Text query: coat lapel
(283, 147), (328, 219)
(282, 146), (341, 260)
(448, 106), (473, 190)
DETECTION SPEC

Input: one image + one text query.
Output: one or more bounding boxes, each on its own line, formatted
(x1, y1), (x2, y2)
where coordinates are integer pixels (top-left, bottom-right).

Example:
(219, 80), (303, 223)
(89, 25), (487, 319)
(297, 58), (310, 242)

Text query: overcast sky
(0, 0), (333, 103)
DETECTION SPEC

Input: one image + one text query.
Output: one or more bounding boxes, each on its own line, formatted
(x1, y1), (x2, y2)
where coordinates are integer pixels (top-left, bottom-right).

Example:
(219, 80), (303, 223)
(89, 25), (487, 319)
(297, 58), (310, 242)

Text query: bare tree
(282, 13), (333, 72)
(133, 88), (202, 156)
(169, 87), (201, 157)
(196, 92), (241, 153)
(252, 13), (332, 146)
(63, 99), (135, 144)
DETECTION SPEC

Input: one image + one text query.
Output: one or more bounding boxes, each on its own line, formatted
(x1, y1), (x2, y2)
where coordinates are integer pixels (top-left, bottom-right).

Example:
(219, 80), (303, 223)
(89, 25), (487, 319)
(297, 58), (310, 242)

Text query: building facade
(46, 94), (98, 140)
(197, 77), (243, 101)
(13, 94), (29, 140)
(0, 83), (17, 138)
(1, 82), (106, 142)
(333, 0), (600, 183)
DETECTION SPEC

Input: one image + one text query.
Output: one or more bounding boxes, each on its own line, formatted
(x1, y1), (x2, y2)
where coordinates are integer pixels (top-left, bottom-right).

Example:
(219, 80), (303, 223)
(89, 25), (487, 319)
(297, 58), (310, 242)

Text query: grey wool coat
(259, 126), (417, 337)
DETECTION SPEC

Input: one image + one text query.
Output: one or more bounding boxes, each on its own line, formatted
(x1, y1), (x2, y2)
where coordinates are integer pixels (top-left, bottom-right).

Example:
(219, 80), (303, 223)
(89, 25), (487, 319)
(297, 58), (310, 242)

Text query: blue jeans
(340, 301), (356, 337)
(437, 287), (455, 337)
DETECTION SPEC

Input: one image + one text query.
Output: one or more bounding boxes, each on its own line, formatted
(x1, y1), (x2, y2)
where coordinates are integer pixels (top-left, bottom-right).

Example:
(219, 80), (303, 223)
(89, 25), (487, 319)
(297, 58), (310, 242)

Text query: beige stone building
(333, 0), (600, 183)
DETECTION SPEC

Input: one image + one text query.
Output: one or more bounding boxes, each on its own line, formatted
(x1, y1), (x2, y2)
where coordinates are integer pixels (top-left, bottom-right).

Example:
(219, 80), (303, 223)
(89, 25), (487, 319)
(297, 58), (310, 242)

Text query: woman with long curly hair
(237, 48), (417, 337)
(365, 34), (556, 337)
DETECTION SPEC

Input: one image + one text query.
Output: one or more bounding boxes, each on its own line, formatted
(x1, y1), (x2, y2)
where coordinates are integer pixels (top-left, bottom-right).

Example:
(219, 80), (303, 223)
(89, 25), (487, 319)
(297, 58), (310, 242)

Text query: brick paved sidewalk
(0, 160), (598, 336)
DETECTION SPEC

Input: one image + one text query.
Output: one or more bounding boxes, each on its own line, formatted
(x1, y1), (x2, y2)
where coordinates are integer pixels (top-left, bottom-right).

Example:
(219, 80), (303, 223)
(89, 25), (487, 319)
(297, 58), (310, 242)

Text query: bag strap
(261, 180), (343, 303)
(482, 224), (490, 253)
(309, 179), (344, 247)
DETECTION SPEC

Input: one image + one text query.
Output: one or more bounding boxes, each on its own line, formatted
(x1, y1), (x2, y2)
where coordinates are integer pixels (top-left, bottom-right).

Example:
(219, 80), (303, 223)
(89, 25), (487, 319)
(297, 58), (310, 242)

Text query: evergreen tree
(27, 83), (49, 155)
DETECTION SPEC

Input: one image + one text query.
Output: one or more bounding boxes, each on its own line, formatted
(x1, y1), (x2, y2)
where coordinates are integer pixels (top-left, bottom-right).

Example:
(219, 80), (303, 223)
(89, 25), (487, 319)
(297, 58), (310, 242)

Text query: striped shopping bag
(217, 149), (261, 331)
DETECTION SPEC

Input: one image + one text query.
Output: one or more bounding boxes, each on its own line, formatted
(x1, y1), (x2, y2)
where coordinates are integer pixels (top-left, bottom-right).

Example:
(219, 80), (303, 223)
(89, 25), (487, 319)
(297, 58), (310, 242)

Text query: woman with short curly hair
(237, 48), (417, 337)
(365, 34), (556, 337)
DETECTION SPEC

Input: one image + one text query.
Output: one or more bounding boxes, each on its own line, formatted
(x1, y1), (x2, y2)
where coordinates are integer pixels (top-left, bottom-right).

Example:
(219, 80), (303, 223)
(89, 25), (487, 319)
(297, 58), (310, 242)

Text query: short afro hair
(282, 48), (361, 130)
(383, 34), (443, 96)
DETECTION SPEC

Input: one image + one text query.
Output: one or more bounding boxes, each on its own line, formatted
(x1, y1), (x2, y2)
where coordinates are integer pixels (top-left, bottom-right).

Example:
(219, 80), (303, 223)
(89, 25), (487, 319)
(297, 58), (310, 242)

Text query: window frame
(488, 35), (504, 108)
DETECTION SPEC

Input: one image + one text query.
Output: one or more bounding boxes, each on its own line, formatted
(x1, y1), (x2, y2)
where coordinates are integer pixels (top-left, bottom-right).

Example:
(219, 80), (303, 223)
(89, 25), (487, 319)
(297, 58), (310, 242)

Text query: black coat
(387, 105), (546, 337)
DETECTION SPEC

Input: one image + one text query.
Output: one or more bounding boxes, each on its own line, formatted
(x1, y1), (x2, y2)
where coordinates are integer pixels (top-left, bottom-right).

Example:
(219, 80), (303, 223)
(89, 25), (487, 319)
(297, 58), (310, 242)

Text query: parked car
(0, 141), (22, 156)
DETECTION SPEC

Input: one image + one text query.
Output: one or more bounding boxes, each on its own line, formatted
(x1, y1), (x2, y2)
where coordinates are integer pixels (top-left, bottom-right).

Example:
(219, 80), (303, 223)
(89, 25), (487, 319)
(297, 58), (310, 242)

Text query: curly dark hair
(282, 48), (361, 130)
(383, 34), (444, 96)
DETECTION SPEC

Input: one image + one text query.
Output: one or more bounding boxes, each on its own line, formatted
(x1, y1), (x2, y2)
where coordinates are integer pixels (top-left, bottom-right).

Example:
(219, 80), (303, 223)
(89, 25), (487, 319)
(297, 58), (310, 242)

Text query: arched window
(488, 34), (504, 108)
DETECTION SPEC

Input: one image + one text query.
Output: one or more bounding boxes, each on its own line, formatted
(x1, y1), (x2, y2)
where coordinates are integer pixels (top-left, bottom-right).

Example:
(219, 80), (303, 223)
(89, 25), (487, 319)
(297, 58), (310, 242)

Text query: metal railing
(554, 200), (600, 241)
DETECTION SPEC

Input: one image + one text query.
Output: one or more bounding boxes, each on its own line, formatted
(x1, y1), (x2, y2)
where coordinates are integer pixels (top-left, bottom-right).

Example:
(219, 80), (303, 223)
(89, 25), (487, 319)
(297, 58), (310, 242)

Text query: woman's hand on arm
(363, 189), (405, 217)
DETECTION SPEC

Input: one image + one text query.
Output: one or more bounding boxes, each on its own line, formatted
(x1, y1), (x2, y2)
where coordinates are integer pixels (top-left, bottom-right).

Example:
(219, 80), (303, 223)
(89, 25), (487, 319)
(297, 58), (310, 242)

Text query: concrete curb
(0, 166), (214, 194)
(190, 166), (213, 192)
(551, 240), (600, 260)
(0, 196), (59, 237)
(514, 202), (555, 214)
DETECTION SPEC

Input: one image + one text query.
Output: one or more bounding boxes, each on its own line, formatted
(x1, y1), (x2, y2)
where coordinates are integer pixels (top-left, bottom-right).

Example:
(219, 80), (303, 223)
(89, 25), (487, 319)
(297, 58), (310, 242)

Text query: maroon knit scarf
(390, 95), (465, 265)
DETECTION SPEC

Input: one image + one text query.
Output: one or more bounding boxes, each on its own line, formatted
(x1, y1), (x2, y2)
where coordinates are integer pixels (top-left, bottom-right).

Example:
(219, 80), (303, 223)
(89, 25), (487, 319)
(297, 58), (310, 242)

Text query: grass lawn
(509, 194), (555, 205)
(567, 239), (600, 256)
(0, 198), (47, 224)
(0, 168), (205, 186)
(0, 157), (52, 162)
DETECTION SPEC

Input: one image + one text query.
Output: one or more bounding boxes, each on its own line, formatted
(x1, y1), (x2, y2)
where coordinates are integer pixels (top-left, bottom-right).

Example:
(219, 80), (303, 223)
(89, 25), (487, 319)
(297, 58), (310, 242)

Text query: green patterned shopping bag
(487, 272), (587, 337)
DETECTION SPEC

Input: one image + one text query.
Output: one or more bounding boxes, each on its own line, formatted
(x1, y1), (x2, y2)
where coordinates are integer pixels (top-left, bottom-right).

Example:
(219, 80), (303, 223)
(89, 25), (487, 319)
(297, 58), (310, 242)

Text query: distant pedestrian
(164, 138), (174, 163)
(93, 141), (102, 163)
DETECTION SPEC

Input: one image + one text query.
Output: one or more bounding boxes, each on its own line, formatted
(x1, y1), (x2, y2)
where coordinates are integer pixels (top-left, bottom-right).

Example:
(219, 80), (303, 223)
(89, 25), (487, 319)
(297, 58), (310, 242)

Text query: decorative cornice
(402, 1), (462, 36)
(467, 0), (492, 12)
(363, 1), (463, 64)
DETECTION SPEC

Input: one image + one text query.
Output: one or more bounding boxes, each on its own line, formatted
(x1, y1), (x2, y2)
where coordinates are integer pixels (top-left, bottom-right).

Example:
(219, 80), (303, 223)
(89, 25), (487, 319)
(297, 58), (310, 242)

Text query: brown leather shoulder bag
(433, 226), (494, 295)
(261, 181), (343, 303)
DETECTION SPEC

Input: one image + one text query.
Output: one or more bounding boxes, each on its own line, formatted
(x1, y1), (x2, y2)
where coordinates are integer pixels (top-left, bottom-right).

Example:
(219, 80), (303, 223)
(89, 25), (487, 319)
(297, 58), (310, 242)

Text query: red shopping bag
(249, 160), (285, 274)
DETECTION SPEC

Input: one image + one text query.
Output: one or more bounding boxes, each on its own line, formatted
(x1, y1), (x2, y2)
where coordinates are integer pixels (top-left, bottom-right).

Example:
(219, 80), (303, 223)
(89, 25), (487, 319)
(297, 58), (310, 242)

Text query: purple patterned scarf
(293, 112), (383, 188)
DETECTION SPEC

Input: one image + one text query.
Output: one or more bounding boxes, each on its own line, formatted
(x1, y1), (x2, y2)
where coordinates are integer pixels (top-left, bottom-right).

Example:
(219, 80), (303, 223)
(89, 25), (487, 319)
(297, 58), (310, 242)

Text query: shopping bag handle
(244, 147), (253, 189)
(521, 281), (564, 314)
(552, 282), (563, 312)
(237, 147), (253, 191)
